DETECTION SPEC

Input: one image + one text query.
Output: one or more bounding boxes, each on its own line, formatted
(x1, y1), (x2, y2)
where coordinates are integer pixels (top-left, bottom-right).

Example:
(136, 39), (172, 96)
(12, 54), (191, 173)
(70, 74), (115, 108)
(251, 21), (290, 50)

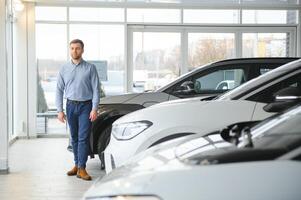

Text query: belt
(67, 99), (92, 104)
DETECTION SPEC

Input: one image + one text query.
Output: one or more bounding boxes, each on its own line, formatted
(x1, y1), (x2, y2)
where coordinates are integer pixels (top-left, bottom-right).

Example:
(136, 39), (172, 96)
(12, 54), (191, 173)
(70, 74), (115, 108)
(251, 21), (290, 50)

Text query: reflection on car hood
(104, 134), (227, 179)
(85, 172), (155, 198)
(84, 161), (301, 200)
(100, 93), (142, 104)
(103, 146), (181, 179)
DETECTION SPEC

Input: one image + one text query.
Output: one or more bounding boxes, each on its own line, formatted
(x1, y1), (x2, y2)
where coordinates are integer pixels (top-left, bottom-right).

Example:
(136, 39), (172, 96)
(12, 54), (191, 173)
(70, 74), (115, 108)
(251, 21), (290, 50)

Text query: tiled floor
(0, 138), (105, 200)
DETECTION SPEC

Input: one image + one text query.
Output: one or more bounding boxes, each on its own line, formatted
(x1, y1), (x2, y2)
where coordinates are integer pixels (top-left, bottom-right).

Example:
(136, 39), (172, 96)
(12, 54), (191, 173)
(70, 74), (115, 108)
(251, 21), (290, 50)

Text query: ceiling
(22, 0), (301, 8)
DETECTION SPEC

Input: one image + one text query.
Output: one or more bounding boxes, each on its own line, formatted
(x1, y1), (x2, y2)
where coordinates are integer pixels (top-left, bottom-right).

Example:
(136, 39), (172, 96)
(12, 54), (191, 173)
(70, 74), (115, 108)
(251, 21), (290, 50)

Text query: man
(56, 39), (100, 181)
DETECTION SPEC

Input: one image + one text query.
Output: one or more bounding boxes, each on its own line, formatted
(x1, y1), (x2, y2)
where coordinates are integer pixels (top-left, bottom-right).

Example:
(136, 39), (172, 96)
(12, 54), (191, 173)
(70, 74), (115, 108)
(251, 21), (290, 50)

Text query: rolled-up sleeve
(90, 64), (100, 111)
(55, 69), (65, 112)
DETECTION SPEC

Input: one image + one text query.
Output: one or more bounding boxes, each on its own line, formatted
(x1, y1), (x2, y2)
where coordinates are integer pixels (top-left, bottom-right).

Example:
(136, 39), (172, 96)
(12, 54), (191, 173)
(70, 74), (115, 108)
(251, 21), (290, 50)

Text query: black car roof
(213, 57), (299, 65)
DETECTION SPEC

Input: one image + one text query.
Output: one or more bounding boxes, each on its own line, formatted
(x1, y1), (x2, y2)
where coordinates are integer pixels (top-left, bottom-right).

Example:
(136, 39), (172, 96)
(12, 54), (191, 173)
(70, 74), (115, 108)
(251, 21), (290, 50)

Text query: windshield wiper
(200, 95), (218, 101)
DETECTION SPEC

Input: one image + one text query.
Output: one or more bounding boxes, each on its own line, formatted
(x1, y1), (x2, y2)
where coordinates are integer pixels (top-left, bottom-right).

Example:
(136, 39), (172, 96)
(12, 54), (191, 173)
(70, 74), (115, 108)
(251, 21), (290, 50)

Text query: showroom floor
(0, 138), (105, 200)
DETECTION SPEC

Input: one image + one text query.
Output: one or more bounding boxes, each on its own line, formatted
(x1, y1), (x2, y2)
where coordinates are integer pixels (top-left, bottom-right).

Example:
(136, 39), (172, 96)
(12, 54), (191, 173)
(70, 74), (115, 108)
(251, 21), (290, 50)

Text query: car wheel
(97, 125), (112, 170)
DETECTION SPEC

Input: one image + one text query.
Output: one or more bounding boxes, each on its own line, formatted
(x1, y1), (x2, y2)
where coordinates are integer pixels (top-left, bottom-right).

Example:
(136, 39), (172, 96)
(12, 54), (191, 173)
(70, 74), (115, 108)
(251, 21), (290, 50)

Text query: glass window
(69, 25), (125, 96)
(69, 7), (124, 22)
(127, 9), (181, 23)
(260, 68), (274, 75)
(194, 69), (244, 92)
(35, 6), (67, 21)
(36, 24), (67, 134)
(184, 9), (239, 24)
(262, 116), (301, 136)
(243, 33), (289, 57)
(247, 72), (301, 104)
(188, 33), (235, 70)
(170, 67), (246, 98)
(251, 106), (301, 140)
(242, 10), (298, 24)
(132, 32), (181, 92)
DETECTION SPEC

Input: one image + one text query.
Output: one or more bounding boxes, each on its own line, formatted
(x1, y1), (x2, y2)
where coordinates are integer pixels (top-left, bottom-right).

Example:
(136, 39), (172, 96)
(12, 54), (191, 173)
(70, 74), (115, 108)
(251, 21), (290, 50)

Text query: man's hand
(89, 110), (98, 122)
(58, 112), (66, 123)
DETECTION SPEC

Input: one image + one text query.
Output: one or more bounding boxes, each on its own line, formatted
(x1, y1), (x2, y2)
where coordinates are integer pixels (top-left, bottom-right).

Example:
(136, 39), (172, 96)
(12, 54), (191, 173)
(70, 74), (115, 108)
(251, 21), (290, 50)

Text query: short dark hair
(70, 39), (84, 49)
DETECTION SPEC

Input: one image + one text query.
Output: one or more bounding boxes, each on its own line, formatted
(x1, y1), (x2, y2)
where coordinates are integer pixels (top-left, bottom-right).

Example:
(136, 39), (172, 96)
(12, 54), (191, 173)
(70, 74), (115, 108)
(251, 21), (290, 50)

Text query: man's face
(70, 43), (84, 60)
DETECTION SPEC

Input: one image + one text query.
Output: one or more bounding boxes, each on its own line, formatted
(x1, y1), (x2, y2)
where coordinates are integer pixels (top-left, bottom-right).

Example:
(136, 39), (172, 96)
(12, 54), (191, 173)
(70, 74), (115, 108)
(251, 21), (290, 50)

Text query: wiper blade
(200, 95), (218, 101)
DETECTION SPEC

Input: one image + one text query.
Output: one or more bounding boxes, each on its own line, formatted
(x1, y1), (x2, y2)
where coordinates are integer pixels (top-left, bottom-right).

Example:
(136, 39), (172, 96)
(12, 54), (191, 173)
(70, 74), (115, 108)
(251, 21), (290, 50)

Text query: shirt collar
(70, 59), (84, 66)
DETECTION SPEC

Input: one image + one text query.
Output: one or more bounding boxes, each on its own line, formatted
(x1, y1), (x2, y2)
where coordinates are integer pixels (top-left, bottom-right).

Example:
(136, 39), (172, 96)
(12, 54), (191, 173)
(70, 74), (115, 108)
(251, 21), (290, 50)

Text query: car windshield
(247, 105), (301, 141)
(175, 104), (301, 163)
(156, 63), (212, 92)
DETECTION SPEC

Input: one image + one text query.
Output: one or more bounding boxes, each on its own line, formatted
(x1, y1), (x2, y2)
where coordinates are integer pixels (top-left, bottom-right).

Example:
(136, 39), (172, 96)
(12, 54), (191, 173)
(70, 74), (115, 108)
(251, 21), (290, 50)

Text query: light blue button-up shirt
(55, 59), (100, 112)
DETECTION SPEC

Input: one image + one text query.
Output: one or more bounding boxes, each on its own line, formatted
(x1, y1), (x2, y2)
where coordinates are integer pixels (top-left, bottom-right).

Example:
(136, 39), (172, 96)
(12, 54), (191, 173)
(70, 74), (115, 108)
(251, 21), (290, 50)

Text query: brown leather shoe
(67, 166), (78, 176)
(77, 168), (92, 181)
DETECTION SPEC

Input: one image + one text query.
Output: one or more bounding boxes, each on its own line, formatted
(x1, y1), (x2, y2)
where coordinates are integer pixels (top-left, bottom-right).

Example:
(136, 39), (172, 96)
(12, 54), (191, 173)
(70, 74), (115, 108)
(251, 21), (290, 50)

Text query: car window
(260, 68), (274, 75)
(194, 69), (244, 92)
(255, 63), (285, 76)
(247, 72), (301, 104)
(169, 66), (247, 98)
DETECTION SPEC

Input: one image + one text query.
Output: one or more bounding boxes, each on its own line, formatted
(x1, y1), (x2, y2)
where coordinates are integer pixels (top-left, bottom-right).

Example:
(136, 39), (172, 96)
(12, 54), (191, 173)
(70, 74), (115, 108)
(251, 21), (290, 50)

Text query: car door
(245, 70), (301, 120)
(167, 64), (250, 99)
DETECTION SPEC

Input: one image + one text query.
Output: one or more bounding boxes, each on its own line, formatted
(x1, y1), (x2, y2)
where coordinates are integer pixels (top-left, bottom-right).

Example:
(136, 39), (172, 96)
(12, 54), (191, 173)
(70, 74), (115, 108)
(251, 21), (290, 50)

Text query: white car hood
(113, 99), (257, 133)
(154, 96), (208, 106)
(85, 172), (155, 198)
(84, 161), (301, 200)
(113, 98), (211, 124)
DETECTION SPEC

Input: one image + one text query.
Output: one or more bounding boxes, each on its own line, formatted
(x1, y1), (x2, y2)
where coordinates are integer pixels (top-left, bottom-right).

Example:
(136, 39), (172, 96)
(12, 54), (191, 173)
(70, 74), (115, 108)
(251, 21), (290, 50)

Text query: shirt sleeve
(55, 68), (65, 112)
(90, 64), (100, 111)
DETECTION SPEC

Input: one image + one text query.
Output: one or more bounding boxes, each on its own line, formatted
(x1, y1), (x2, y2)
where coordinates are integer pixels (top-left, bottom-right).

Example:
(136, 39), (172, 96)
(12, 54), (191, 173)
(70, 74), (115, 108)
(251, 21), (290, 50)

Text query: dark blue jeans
(66, 100), (92, 168)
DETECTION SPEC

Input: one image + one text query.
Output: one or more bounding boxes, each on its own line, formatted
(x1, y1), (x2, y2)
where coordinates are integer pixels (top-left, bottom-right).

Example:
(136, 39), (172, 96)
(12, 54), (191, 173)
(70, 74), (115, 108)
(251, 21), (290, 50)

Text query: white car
(83, 104), (301, 200)
(91, 58), (297, 165)
(104, 59), (301, 173)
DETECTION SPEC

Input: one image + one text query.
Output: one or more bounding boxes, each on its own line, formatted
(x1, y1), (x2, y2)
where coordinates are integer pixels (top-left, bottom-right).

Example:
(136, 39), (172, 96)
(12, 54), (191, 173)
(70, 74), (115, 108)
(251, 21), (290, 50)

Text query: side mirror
(174, 81), (195, 94)
(222, 85), (228, 90)
(133, 81), (145, 88)
(220, 121), (260, 145)
(263, 87), (301, 113)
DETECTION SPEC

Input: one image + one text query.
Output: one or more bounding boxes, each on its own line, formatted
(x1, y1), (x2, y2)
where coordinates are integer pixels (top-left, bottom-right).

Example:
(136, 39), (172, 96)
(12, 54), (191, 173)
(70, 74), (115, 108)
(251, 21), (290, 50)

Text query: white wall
(13, 2), (36, 138)
(297, 10), (301, 57)
(0, 0), (9, 173)
(27, 4), (37, 138)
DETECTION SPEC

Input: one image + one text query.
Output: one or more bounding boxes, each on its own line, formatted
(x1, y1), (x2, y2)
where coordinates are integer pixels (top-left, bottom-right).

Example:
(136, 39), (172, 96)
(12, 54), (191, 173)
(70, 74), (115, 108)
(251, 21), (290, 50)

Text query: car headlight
(112, 120), (153, 140)
(86, 195), (161, 200)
